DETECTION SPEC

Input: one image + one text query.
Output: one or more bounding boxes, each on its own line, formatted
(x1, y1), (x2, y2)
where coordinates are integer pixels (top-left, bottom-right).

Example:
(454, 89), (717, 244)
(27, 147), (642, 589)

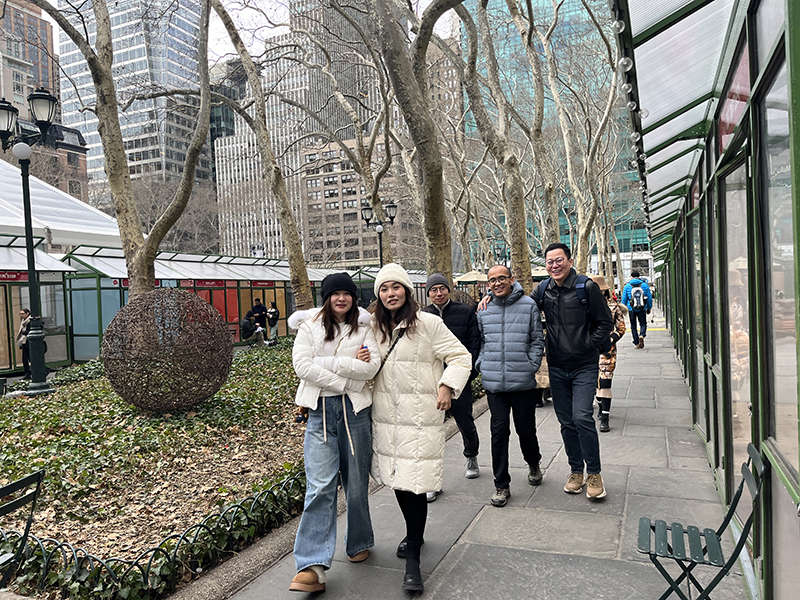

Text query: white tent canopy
(0, 159), (121, 248)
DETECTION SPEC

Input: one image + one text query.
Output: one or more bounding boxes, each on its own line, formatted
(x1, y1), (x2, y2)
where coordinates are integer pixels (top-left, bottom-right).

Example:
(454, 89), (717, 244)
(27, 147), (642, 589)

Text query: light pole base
(23, 381), (54, 396)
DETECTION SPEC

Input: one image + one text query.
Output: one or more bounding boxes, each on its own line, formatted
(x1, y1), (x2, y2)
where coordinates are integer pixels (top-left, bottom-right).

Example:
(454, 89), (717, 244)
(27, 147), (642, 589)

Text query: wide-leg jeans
(293, 395), (373, 572)
(549, 364), (602, 474)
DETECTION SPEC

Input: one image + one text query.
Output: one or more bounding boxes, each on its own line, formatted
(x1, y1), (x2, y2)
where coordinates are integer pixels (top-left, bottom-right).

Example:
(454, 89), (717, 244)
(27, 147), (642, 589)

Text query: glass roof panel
(648, 139), (703, 167)
(642, 102), (708, 153)
(651, 200), (682, 223)
(629, 0), (701, 38)
(646, 150), (700, 194)
(635, 0), (733, 126)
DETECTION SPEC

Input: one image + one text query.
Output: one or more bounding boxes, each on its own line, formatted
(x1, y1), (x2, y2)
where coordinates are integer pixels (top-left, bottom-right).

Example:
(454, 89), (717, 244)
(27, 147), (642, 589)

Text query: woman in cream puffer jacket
(370, 263), (471, 594)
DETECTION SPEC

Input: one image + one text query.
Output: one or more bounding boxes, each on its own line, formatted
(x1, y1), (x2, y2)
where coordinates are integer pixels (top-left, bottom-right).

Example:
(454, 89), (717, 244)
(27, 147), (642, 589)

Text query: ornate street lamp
(361, 201), (397, 267)
(0, 88), (58, 395)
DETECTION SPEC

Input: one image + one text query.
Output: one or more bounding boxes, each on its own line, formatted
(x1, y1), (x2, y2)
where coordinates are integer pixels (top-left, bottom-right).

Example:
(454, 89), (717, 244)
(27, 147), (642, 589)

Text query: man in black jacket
(240, 310), (266, 346)
(422, 273), (481, 499)
(533, 243), (614, 500)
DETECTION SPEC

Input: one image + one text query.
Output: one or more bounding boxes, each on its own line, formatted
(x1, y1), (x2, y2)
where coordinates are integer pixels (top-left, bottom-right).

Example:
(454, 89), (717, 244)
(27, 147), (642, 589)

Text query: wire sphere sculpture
(102, 288), (233, 412)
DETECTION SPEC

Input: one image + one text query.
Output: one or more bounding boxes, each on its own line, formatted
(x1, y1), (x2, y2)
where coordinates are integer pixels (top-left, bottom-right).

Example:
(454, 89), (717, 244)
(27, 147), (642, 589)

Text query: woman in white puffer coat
(370, 263), (471, 594)
(287, 273), (381, 594)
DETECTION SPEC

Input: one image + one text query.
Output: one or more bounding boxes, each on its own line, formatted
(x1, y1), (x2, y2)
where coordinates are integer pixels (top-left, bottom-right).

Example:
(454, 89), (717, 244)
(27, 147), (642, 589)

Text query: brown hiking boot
(564, 473), (585, 494)
(586, 473), (607, 499)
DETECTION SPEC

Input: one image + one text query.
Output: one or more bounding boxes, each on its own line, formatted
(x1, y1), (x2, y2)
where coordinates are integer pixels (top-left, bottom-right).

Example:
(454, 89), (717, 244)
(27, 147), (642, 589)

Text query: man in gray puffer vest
(476, 265), (544, 507)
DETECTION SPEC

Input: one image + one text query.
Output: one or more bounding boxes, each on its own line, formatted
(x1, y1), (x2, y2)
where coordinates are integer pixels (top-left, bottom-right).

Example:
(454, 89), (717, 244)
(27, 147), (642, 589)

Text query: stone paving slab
(598, 435), (668, 468)
(622, 423), (666, 437)
(626, 406), (693, 427)
(628, 466), (720, 503)
(464, 506), (620, 559)
(424, 544), (671, 600)
(215, 318), (748, 600)
(667, 426), (709, 457)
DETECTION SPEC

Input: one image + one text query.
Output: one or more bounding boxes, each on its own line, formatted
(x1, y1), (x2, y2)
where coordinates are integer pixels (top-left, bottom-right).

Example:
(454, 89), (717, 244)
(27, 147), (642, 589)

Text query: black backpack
(535, 275), (591, 314)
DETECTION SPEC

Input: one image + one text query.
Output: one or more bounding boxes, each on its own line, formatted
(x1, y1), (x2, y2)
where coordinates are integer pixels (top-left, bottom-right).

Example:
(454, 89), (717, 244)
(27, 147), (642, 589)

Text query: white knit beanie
(373, 263), (414, 295)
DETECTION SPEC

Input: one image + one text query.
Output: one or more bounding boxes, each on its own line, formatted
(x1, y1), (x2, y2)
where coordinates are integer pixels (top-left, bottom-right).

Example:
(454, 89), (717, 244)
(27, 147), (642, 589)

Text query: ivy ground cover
(0, 339), (305, 563)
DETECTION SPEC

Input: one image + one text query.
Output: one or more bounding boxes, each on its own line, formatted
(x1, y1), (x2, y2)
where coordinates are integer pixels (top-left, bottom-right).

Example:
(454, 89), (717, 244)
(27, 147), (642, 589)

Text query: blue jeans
(293, 395), (374, 572)
(629, 310), (647, 344)
(549, 364), (601, 474)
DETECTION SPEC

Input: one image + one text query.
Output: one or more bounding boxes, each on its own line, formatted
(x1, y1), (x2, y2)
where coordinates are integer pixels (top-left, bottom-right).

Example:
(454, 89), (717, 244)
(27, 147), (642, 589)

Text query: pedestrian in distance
(239, 310), (266, 346)
(590, 275), (627, 433)
(266, 301), (280, 345)
(287, 273), (381, 594)
(16, 308), (31, 380)
(532, 243), (614, 500)
(370, 263), (472, 594)
(251, 297), (267, 328)
(621, 270), (652, 348)
(422, 273), (482, 497)
(475, 265), (545, 508)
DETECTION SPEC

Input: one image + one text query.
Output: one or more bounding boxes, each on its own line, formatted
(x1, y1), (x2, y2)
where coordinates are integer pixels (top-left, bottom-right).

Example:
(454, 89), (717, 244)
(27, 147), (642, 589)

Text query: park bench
(0, 470), (45, 588)
(637, 442), (763, 600)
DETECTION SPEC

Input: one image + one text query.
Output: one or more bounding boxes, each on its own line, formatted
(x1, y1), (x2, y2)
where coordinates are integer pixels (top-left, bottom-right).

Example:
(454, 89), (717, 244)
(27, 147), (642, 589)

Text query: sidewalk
(223, 311), (749, 599)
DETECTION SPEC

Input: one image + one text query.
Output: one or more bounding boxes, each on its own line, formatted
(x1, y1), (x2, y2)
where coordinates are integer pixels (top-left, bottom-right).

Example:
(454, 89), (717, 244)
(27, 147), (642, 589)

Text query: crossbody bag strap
(373, 328), (405, 379)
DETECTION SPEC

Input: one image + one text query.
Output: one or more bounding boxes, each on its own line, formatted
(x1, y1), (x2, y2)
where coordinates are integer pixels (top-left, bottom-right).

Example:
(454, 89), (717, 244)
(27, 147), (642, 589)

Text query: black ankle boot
(402, 540), (424, 593)
(396, 536), (425, 558)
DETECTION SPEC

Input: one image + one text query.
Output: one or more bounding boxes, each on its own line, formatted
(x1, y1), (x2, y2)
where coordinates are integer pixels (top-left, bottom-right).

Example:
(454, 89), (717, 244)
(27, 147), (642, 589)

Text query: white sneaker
(426, 490), (442, 502)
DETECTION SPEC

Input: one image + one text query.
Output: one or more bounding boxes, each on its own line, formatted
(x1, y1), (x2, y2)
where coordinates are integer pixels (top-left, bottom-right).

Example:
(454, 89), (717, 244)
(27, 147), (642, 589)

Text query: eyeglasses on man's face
(545, 257), (567, 267)
(488, 275), (509, 285)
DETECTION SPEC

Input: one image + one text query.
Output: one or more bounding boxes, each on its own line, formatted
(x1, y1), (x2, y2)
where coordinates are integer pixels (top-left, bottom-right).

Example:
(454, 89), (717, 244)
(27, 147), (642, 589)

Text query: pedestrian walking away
(532, 243), (614, 500)
(621, 270), (652, 348)
(370, 263), (472, 594)
(475, 265), (545, 508)
(590, 275), (626, 433)
(287, 272), (381, 594)
(422, 273), (482, 496)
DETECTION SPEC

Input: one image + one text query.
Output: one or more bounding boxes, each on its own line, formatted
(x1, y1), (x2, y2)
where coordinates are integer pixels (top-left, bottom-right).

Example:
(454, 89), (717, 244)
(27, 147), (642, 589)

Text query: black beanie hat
(321, 272), (358, 303)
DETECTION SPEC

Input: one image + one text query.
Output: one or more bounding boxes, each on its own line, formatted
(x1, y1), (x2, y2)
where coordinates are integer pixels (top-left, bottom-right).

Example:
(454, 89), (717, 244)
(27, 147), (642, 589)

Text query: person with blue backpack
(621, 270), (652, 349)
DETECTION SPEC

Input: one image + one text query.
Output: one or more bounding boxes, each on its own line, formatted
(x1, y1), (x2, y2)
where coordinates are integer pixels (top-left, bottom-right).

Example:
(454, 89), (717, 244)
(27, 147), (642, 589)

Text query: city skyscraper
(0, 0), (59, 119)
(58, 0), (212, 194)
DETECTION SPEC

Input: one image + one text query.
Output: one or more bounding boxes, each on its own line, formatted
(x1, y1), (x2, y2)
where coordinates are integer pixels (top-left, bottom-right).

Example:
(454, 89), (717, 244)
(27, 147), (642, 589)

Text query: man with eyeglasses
(475, 265), (544, 508)
(533, 243), (614, 500)
(422, 273), (482, 496)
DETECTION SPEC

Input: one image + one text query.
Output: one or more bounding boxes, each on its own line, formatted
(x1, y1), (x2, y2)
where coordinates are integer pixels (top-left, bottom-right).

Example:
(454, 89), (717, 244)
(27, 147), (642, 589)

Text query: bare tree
(210, 0), (314, 310)
(29, 0), (211, 297)
(369, 0), (461, 279)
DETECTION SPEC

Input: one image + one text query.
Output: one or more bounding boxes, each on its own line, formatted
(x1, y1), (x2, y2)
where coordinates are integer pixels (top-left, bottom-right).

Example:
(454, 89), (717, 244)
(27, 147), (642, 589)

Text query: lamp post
(361, 201), (397, 267)
(0, 88), (59, 395)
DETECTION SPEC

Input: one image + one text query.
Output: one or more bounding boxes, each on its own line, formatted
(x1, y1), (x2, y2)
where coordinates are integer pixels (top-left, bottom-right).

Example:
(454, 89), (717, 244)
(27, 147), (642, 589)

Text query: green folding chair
(0, 469), (45, 588)
(637, 443), (764, 600)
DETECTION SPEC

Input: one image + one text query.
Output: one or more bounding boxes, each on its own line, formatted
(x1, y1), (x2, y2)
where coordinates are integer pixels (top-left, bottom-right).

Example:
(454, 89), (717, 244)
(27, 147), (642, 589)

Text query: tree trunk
(371, 0), (456, 277)
(211, 0), (313, 310)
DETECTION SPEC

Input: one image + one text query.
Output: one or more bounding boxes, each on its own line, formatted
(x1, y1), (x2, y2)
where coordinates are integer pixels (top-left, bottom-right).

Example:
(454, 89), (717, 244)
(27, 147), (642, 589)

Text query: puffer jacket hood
(288, 307), (372, 330)
(290, 307), (380, 414)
